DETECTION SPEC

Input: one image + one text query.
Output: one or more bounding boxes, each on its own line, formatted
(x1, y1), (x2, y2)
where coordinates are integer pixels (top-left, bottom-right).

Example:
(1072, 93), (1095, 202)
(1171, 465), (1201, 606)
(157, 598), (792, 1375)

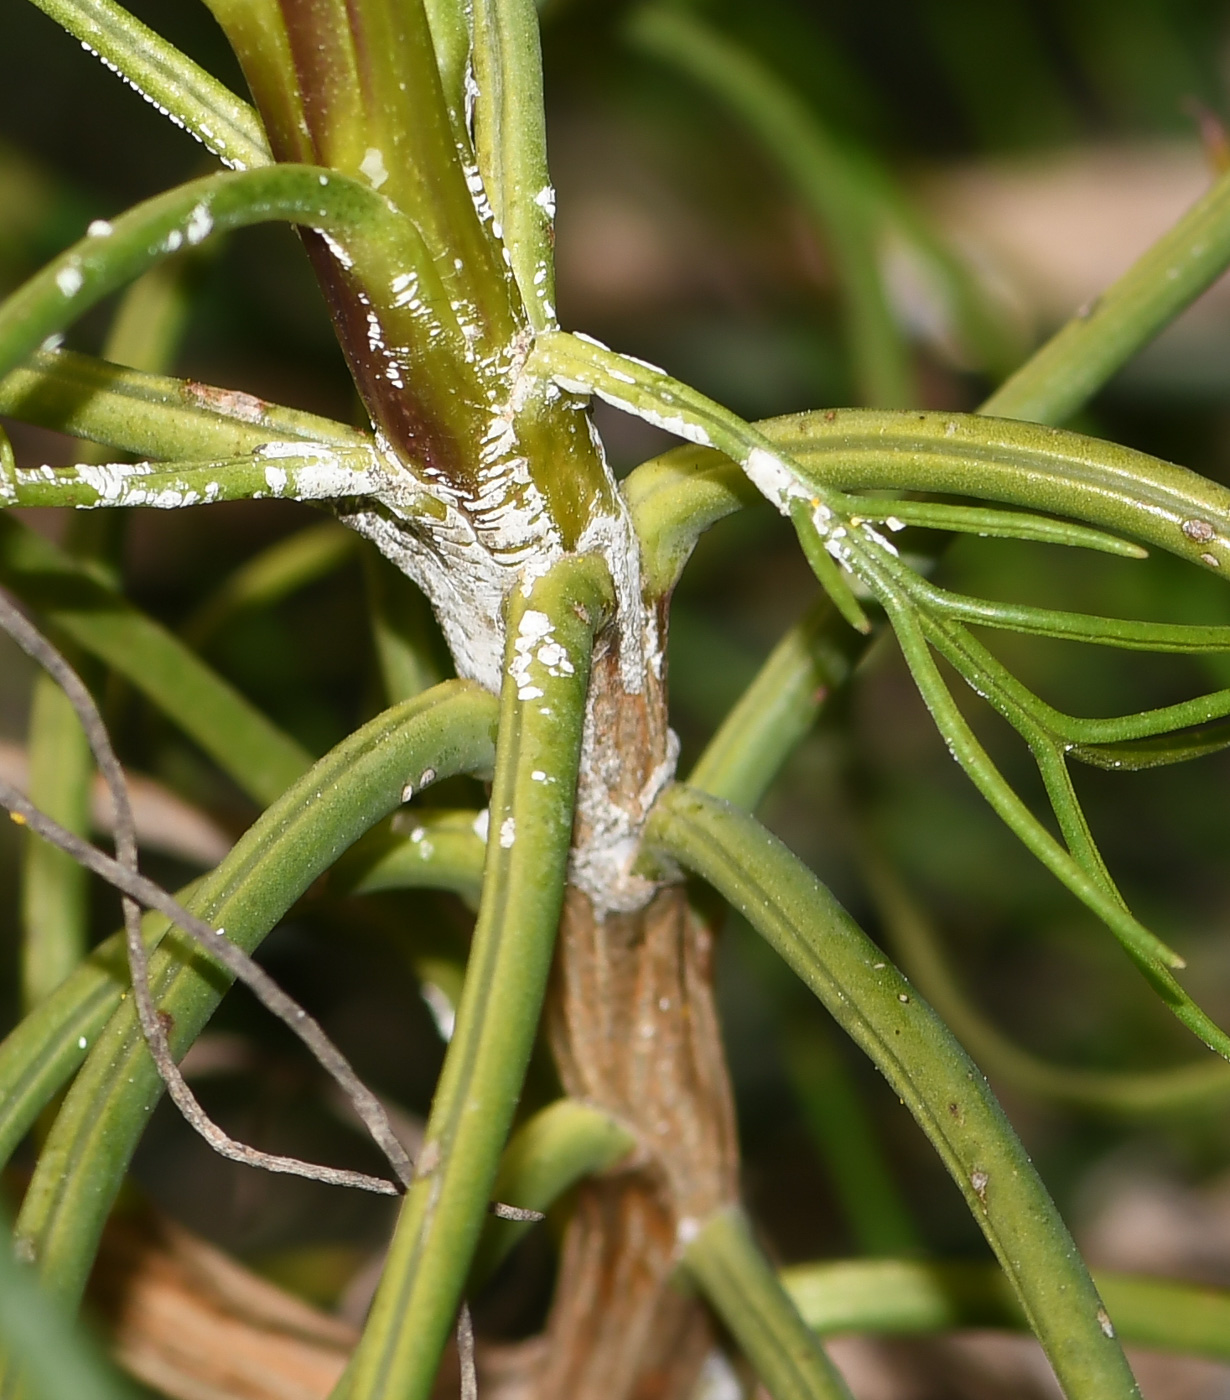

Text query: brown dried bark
(531, 639), (740, 1400)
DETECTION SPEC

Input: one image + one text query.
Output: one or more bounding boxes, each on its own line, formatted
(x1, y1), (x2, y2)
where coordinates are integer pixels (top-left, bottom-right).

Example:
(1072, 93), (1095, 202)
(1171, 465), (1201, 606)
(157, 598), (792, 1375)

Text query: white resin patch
(186, 202), (213, 245)
(359, 147), (389, 189)
(55, 263), (83, 298)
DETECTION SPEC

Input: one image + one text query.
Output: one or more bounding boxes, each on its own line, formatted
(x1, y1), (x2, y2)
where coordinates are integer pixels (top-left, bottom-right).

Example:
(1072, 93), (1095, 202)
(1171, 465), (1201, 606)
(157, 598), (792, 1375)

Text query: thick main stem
(534, 644), (740, 1400)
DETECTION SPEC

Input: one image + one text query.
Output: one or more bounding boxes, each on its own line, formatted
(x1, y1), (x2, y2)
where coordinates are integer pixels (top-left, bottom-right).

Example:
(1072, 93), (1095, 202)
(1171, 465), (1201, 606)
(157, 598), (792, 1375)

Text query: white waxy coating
(359, 147), (389, 189)
(56, 263), (83, 297)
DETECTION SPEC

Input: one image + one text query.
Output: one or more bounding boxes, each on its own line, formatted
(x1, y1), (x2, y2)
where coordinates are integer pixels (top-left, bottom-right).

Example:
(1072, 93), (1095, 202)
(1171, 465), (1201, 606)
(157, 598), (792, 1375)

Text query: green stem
(682, 1206), (854, 1400)
(866, 852), (1230, 1115)
(782, 1258), (1230, 1363)
(342, 555), (611, 1400)
(470, 1098), (635, 1288)
(9, 682), (497, 1313)
(0, 348), (368, 464)
(983, 164), (1230, 424)
(647, 785), (1141, 1400)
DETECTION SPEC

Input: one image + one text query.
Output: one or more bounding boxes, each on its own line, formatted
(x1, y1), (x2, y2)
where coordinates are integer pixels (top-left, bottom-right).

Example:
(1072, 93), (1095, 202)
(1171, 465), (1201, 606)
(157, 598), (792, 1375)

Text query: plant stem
(342, 554), (611, 1400)
(682, 1206), (854, 1400)
(984, 165), (1230, 424)
(782, 1258), (1230, 1362)
(647, 785), (1142, 1400)
(7, 683), (496, 1314)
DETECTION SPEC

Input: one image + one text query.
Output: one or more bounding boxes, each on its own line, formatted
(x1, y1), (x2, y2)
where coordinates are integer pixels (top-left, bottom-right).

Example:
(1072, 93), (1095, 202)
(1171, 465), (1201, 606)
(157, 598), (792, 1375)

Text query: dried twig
(488, 1202), (545, 1222)
(457, 1303), (478, 1400)
(0, 589), (412, 1196)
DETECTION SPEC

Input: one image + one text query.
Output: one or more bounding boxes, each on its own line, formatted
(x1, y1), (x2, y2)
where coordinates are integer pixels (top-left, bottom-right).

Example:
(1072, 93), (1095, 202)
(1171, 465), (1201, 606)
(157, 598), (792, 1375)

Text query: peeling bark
(533, 644), (740, 1400)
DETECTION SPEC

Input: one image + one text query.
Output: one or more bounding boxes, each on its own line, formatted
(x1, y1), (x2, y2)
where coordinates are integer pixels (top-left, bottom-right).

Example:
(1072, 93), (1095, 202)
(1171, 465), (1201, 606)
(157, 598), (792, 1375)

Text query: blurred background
(4, 2), (1230, 1396)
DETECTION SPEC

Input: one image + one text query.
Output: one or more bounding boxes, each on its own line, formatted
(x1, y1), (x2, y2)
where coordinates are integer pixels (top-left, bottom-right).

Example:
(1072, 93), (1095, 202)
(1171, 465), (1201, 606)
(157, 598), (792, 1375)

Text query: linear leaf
(848, 499), (1146, 557)
(26, 0), (271, 171)
(919, 580), (1230, 652)
(10, 683), (497, 1311)
(7, 444), (387, 510)
(783, 1258), (1230, 1362)
(867, 850), (1230, 1116)
(344, 557), (612, 1400)
(470, 1099), (634, 1288)
(682, 1207), (854, 1400)
(0, 347), (368, 462)
(0, 164), (428, 390)
(471, 0), (557, 329)
(647, 785), (1141, 1400)
(0, 515), (311, 806)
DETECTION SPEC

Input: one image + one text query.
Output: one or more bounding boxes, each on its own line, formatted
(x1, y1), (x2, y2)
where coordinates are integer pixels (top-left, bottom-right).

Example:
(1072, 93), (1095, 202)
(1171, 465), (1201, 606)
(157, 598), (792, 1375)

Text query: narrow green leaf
(866, 851), (1230, 1116)
(0, 164), (430, 390)
(0, 899), (192, 1175)
(880, 598), (1230, 1063)
(647, 785), (1142, 1400)
(849, 499), (1146, 557)
(25, 0), (271, 171)
(782, 1258), (1230, 1363)
(624, 409), (1230, 596)
(470, 1098), (635, 1288)
(343, 557), (611, 1400)
(623, 441), (760, 599)
(6, 444), (386, 511)
(331, 809), (487, 902)
(682, 1206), (854, 1400)
(471, 0), (557, 329)
(10, 683), (497, 1312)
(919, 580), (1230, 652)
(20, 681), (91, 1011)
(1070, 721), (1230, 771)
(984, 163), (1230, 424)
(789, 497), (871, 634)
(0, 514), (312, 807)
(0, 348), (369, 464)
(183, 523), (357, 651)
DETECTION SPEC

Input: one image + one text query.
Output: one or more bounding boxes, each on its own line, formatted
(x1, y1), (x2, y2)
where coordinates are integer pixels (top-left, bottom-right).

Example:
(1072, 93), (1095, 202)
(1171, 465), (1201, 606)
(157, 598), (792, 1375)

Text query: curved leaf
(646, 784), (1141, 1400)
(344, 556), (612, 1400)
(0, 515), (312, 807)
(10, 681), (497, 1311)
(0, 348), (369, 463)
(783, 1258), (1230, 1363)
(26, 0), (270, 171)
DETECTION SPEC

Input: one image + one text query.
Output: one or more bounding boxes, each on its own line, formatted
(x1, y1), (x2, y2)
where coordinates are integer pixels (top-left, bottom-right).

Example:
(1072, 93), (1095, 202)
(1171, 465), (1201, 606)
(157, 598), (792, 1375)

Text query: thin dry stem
(0, 589), (411, 1196)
